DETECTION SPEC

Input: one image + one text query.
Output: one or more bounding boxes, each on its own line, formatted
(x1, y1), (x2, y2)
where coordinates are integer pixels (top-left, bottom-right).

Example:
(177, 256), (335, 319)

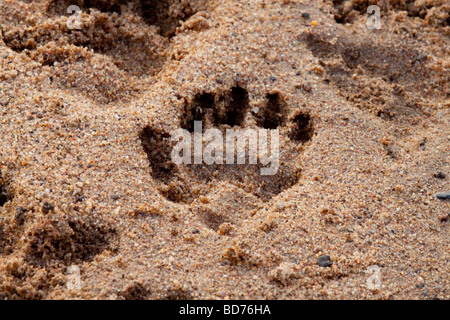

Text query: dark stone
(433, 172), (446, 179)
(318, 255), (333, 267)
(436, 191), (450, 200)
(419, 141), (426, 150)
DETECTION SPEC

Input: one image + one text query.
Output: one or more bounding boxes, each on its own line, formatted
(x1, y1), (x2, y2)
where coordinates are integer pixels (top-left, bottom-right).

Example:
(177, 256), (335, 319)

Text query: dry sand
(0, 0), (449, 300)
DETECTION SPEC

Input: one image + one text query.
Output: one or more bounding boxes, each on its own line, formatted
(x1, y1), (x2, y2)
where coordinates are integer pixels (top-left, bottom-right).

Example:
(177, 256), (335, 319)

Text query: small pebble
(433, 172), (446, 179)
(436, 191), (450, 200)
(419, 141), (426, 150)
(269, 76), (276, 82)
(111, 194), (120, 201)
(415, 276), (425, 288)
(302, 12), (310, 19)
(303, 83), (312, 92)
(317, 255), (333, 268)
(415, 53), (426, 61)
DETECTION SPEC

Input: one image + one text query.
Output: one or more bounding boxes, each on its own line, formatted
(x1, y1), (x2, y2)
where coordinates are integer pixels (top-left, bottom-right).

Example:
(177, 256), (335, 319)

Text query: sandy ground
(0, 0), (449, 300)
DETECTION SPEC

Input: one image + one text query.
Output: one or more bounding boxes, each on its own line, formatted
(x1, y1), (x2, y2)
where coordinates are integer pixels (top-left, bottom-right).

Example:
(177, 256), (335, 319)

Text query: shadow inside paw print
(302, 31), (430, 124)
(0, 174), (13, 208)
(181, 86), (249, 132)
(140, 86), (315, 204)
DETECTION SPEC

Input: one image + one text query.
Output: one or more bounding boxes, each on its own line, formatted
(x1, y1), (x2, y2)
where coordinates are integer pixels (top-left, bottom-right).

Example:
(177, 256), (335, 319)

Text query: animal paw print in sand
(2, 0), (206, 104)
(140, 86), (315, 205)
